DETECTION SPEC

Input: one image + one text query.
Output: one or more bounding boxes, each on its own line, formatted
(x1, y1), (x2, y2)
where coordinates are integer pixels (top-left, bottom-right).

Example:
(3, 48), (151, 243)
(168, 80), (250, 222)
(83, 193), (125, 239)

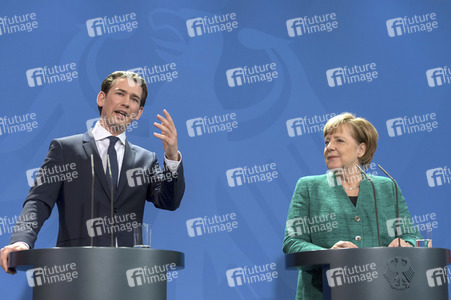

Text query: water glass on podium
(134, 223), (151, 248)
(416, 227), (432, 247)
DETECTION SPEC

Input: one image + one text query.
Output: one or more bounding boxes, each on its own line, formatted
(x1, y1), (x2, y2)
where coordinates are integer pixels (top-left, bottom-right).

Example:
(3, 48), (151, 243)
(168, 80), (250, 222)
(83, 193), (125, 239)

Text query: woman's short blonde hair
(323, 113), (378, 166)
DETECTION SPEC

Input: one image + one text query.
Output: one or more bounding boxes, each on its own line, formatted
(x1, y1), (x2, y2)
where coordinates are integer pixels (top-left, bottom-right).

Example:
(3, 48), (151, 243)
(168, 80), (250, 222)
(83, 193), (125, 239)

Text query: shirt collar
(91, 121), (127, 145)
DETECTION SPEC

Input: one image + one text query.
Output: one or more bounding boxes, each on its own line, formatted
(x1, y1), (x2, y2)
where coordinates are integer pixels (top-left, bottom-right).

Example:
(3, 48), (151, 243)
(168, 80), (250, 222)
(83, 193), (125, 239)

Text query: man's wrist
(11, 242), (30, 250)
(165, 151), (180, 161)
(164, 151), (182, 173)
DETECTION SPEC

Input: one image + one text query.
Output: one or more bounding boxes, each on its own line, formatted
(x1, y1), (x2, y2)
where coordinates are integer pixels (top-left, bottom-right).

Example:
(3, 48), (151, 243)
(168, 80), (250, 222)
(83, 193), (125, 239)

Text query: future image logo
(86, 218), (105, 237)
(326, 169), (343, 187)
(326, 264), (378, 287)
(385, 217), (417, 237)
(125, 165), (176, 187)
(0, 213), (38, 237)
(186, 218), (203, 237)
(86, 118), (99, 131)
(226, 63), (278, 87)
(226, 163), (278, 187)
(126, 168), (148, 187)
(326, 68), (345, 87)
(226, 268), (245, 287)
(286, 113), (337, 137)
(186, 18), (203, 37)
(186, 213), (238, 237)
(226, 263), (278, 287)
(26, 268), (45, 287)
(286, 218), (304, 237)
(86, 117), (138, 135)
(86, 13), (138, 37)
(426, 67), (451, 87)
(386, 218), (403, 237)
(26, 68), (44, 87)
(126, 264), (178, 287)
(0, 113), (39, 136)
(126, 268), (145, 287)
(386, 18), (403, 37)
(26, 63), (78, 87)
(0, 13), (38, 36)
(128, 64), (178, 85)
(26, 264), (78, 287)
(186, 114), (238, 137)
(286, 213), (338, 237)
(426, 267), (448, 287)
(226, 168), (244, 187)
(326, 63), (378, 87)
(426, 167), (451, 188)
(226, 68), (245, 87)
(286, 118), (303, 137)
(326, 166), (377, 187)
(25, 163), (78, 187)
(85, 213), (139, 237)
(26, 168), (42, 187)
(286, 13), (338, 37)
(86, 18), (103, 37)
(386, 118), (403, 137)
(386, 113), (438, 137)
(186, 13), (238, 37)
(326, 268), (346, 287)
(186, 118), (203, 137)
(386, 13), (438, 37)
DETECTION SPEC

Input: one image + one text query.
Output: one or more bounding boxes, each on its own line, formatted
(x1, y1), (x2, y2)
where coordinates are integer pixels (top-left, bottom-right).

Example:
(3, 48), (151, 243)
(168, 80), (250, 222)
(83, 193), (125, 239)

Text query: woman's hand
(331, 241), (358, 249)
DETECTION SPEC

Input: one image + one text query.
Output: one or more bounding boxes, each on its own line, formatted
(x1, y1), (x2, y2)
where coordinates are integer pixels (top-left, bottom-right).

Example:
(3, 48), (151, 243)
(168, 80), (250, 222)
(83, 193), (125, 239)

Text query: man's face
(97, 78), (144, 134)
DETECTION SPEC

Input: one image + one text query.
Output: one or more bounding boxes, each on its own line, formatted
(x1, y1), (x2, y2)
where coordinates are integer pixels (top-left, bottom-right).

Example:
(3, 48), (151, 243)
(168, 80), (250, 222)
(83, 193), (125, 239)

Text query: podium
(8, 247), (184, 300)
(285, 247), (451, 300)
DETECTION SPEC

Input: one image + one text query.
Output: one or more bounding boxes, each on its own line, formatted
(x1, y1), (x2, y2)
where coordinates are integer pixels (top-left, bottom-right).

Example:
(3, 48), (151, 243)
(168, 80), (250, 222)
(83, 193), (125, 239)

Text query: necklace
(343, 185), (360, 191)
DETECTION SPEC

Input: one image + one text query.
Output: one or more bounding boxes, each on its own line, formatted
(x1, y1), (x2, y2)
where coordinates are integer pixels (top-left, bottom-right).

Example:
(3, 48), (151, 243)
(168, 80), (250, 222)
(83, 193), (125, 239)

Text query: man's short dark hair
(98, 71), (148, 114)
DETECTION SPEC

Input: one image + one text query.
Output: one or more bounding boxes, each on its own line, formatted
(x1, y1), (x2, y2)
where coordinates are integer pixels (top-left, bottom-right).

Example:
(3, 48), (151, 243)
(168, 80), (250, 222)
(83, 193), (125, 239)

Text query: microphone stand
(107, 155), (114, 247)
(90, 154), (95, 247)
(377, 164), (400, 247)
(356, 165), (381, 247)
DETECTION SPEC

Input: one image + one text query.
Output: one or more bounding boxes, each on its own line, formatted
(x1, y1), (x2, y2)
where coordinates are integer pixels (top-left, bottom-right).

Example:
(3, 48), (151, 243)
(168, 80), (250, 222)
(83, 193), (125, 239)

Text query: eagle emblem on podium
(384, 256), (415, 290)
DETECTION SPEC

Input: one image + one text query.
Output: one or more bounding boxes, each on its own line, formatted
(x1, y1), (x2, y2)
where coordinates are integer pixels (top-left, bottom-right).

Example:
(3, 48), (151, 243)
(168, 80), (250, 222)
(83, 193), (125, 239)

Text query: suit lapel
(82, 132), (111, 199)
(116, 139), (135, 203)
(356, 177), (372, 209)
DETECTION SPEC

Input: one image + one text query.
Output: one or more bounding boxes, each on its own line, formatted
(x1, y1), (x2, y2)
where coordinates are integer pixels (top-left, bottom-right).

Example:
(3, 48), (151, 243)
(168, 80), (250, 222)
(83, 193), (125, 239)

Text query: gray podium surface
(9, 247), (184, 300)
(285, 247), (451, 300)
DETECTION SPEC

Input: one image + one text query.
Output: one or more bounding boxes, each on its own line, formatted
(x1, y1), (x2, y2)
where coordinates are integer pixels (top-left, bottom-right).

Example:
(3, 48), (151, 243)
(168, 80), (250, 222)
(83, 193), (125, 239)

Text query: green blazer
(283, 173), (420, 300)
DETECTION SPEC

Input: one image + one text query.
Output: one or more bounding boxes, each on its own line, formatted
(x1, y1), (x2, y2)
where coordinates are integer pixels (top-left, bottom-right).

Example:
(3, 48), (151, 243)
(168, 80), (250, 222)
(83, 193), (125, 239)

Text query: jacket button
(355, 216), (360, 222)
(355, 236), (362, 241)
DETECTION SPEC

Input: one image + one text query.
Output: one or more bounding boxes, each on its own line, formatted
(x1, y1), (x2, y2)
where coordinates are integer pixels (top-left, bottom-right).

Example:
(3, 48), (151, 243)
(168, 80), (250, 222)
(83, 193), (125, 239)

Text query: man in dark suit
(0, 71), (185, 274)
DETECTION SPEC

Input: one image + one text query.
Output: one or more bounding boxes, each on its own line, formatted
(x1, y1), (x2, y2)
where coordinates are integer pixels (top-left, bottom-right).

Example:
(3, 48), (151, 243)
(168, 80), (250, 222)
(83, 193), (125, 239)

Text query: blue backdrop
(1, 0), (450, 299)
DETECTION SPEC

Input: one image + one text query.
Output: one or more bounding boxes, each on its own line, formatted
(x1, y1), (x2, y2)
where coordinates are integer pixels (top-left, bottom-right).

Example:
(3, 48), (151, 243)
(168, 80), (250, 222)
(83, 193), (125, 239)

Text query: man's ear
(133, 106), (144, 121)
(97, 91), (105, 112)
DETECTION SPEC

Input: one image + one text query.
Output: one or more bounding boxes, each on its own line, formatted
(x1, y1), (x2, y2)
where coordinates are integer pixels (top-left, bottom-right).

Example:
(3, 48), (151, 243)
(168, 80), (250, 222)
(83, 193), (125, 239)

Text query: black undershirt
(348, 196), (358, 207)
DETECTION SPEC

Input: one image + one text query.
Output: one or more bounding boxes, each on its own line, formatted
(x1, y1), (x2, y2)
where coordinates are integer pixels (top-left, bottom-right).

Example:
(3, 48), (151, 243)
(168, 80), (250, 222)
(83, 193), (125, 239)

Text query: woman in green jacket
(283, 113), (420, 299)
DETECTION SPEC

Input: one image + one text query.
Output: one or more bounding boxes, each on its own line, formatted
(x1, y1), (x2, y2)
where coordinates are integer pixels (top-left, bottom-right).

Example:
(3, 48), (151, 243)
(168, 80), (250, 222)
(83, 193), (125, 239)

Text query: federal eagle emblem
(384, 256), (415, 290)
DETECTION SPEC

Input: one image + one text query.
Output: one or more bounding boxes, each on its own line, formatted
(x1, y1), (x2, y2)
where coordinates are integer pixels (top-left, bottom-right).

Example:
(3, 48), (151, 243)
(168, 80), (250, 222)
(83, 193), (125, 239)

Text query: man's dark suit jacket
(10, 131), (185, 248)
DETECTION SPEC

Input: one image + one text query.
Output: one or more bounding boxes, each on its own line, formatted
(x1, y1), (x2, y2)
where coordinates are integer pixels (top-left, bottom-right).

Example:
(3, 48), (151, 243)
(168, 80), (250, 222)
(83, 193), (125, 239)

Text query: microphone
(377, 164), (401, 247)
(356, 165), (381, 247)
(90, 154), (95, 247)
(107, 154), (114, 247)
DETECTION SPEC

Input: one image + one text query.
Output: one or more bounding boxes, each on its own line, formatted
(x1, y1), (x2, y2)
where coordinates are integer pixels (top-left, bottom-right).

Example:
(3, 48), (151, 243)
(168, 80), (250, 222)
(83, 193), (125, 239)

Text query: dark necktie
(106, 136), (119, 194)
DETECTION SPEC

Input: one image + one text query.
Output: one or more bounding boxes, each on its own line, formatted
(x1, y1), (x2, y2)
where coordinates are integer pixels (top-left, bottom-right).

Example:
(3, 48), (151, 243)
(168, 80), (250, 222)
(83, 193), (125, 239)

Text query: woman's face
(324, 124), (366, 170)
